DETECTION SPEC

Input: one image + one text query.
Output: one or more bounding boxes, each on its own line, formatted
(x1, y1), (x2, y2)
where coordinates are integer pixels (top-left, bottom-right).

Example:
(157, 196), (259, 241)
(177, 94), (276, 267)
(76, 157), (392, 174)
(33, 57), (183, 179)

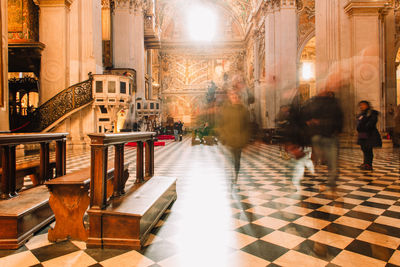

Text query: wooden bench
(85, 132), (177, 250)
(45, 161), (129, 242)
(0, 133), (68, 249)
(0, 186), (54, 249)
(0, 160), (56, 192)
(88, 176), (176, 249)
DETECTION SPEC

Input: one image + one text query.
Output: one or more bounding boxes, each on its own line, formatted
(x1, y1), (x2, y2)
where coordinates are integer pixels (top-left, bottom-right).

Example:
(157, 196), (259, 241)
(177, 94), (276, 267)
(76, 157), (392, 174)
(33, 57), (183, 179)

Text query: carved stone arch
(297, 29), (315, 63)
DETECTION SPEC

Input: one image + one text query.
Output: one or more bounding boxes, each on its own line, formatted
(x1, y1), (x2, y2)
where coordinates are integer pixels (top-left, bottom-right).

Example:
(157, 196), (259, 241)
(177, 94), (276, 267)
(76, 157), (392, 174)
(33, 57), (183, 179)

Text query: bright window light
(187, 5), (217, 42)
(302, 62), (315, 81)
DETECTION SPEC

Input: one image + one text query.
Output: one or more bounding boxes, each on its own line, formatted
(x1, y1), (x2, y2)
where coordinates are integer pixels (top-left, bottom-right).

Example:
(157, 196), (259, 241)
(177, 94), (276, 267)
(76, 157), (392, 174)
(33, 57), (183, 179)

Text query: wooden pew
(86, 132), (177, 250)
(0, 133), (67, 249)
(45, 161), (129, 242)
(0, 160), (57, 192)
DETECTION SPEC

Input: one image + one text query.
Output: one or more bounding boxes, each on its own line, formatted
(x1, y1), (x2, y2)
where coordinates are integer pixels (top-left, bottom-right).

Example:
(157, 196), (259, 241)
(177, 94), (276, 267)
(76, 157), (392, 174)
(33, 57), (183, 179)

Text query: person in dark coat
(357, 101), (382, 170)
(302, 90), (343, 188)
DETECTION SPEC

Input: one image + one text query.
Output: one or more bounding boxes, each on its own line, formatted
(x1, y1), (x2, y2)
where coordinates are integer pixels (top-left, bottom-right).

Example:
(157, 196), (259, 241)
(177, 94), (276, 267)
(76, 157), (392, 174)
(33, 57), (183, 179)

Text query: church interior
(0, 0), (400, 266)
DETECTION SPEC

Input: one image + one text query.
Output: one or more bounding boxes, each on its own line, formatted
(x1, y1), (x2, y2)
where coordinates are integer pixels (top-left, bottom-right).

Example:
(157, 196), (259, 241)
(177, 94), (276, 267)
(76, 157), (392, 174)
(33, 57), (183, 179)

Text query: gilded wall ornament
(297, 0), (315, 50)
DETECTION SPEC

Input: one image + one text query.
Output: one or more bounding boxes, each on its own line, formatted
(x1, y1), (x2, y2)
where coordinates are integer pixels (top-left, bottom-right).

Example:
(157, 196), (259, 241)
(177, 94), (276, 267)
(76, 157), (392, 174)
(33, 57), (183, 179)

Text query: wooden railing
(0, 133), (68, 199)
(88, 132), (156, 209)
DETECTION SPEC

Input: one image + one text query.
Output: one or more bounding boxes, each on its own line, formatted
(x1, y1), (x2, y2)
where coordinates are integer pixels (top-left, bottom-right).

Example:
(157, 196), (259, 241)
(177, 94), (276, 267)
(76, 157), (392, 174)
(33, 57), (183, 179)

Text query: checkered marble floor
(1, 138), (400, 267)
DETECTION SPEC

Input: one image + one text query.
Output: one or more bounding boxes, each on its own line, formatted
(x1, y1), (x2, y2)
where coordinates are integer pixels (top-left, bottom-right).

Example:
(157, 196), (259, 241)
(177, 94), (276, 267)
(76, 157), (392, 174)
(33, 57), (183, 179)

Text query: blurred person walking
(356, 101), (382, 170)
(217, 90), (250, 183)
(303, 91), (343, 189)
(281, 101), (314, 190)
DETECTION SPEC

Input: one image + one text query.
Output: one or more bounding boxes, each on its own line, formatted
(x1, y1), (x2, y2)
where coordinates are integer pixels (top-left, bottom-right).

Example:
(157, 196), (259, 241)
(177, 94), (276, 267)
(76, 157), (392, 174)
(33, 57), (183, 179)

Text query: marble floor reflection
(1, 137), (400, 267)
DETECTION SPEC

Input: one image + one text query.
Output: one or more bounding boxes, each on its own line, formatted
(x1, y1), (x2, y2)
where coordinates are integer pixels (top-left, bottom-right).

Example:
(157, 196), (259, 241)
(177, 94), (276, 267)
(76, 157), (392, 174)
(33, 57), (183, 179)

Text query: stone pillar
(38, 0), (71, 104)
(315, 0), (354, 132)
(113, 0), (145, 99)
(79, 0), (103, 79)
(69, 0), (103, 85)
(265, 4), (276, 128)
(253, 29), (261, 126)
(278, 0), (297, 104)
(133, 2), (146, 99)
(147, 49), (153, 99)
(384, 7), (397, 130)
(344, 1), (388, 130)
(113, 0), (135, 68)
(0, 0), (9, 131)
(315, 0), (341, 91)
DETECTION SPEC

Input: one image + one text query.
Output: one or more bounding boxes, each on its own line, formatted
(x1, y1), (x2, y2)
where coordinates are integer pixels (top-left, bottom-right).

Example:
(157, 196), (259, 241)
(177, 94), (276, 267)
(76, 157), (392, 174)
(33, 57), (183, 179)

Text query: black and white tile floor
(1, 138), (400, 266)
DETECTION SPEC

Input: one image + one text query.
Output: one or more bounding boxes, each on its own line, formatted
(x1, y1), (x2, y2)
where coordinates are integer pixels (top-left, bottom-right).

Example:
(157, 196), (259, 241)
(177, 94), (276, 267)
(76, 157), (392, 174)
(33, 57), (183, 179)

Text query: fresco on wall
(8, 0), (23, 33)
(160, 51), (245, 127)
(8, 0), (39, 41)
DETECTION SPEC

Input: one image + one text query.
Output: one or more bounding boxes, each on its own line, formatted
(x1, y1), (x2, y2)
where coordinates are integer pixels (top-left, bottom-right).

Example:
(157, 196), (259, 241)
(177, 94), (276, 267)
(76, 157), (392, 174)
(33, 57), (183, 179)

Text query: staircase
(14, 76), (93, 133)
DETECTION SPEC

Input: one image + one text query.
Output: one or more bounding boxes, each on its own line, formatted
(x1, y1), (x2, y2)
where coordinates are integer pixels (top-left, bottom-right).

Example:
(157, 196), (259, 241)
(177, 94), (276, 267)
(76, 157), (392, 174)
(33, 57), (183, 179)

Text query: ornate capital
(113, 0), (131, 9)
(33, 0), (72, 7)
(112, 0), (145, 13)
(144, 0), (154, 15)
(273, 0), (281, 10)
(102, 0), (111, 8)
(296, 0), (303, 11)
(395, 0), (400, 10)
(344, 0), (391, 16)
(280, 0), (296, 8)
(132, 0), (145, 12)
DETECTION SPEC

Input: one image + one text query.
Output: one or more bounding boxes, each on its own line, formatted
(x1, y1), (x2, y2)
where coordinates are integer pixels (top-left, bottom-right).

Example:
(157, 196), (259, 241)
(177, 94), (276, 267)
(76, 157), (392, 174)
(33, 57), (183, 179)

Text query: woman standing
(357, 101), (382, 170)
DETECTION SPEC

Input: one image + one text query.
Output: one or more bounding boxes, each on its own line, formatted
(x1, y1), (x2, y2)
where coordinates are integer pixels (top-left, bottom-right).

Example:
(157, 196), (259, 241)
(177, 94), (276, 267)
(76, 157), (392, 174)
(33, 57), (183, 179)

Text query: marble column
(113, 0), (135, 68)
(147, 49), (153, 99)
(315, 0), (355, 132)
(133, 2), (146, 99)
(384, 7), (397, 130)
(0, 0), (9, 131)
(37, 0), (71, 104)
(315, 0), (341, 92)
(277, 0), (297, 105)
(113, 0), (145, 99)
(264, 4), (277, 128)
(253, 29), (261, 126)
(344, 1), (388, 130)
(69, 0), (103, 85)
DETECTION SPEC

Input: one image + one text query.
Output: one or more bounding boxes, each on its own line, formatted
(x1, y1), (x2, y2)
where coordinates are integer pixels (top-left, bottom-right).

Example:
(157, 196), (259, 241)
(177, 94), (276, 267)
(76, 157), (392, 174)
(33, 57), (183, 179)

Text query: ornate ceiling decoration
(157, 0), (254, 40)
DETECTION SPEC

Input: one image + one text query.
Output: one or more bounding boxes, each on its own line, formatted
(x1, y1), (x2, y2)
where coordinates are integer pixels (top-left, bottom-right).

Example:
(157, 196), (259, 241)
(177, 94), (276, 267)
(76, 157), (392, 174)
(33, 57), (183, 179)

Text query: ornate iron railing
(24, 76), (93, 132)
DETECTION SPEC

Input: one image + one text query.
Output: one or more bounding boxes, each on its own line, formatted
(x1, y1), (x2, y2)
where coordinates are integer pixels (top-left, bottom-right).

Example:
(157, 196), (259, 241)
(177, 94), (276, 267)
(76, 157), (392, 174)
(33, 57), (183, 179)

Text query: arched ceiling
(157, 0), (255, 42)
